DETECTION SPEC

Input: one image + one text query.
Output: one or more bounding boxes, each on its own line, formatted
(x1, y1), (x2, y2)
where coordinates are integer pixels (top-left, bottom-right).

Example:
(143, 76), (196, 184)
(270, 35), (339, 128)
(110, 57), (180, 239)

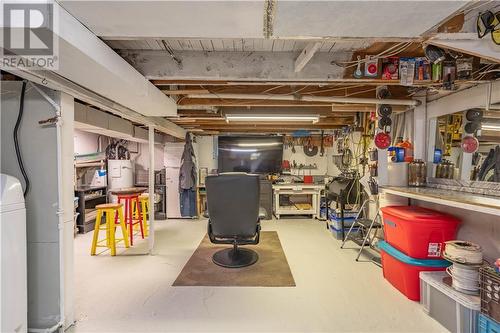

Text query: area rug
(173, 231), (296, 287)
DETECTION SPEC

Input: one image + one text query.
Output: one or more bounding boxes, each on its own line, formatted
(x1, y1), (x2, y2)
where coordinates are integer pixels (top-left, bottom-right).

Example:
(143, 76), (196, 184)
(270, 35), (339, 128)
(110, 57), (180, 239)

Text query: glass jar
(408, 159), (426, 187)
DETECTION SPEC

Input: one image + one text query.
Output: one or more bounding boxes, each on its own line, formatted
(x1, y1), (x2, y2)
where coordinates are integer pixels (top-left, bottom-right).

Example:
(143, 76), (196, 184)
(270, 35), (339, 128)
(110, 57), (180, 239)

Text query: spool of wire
(443, 240), (483, 295)
(443, 241), (483, 265)
(446, 262), (480, 295)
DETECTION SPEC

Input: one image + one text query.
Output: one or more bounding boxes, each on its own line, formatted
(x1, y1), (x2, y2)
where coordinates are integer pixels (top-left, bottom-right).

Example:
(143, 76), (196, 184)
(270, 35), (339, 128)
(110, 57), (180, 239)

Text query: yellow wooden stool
(133, 193), (149, 237)
(91, 203), (130, 256)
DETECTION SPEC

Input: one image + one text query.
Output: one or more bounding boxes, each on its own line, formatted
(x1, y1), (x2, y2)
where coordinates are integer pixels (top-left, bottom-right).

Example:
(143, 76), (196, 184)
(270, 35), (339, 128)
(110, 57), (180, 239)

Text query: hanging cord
(13, 80), (30, 197)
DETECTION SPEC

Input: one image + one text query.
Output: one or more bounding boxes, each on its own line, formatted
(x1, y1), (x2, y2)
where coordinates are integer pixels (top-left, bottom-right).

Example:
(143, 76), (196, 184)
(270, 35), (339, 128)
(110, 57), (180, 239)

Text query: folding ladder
(340, 197), (383, 264)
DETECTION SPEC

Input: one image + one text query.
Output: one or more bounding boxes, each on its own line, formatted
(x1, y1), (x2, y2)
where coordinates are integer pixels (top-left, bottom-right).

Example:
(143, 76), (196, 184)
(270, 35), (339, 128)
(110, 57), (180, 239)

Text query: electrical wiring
(332, 42), (409, 66)
(13, 80), (30, 197)
(302, 83), (367, 95)
(331, 42), (414, 69)
(198, 84), (315, 106)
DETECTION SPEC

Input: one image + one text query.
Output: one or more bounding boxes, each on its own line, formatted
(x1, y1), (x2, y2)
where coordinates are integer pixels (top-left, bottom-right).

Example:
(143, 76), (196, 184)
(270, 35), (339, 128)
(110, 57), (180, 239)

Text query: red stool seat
(110, 188), (146, 246)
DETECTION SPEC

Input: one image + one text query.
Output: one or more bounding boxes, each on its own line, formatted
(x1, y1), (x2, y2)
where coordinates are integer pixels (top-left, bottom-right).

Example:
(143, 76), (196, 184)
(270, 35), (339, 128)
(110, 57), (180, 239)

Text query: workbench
(272, 183), (324, 219)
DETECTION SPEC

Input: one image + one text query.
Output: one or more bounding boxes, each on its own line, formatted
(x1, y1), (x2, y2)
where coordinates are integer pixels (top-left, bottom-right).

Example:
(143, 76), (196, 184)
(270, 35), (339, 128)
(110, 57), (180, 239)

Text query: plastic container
(480, 267), (500, 323)
(378, 240), (450, 301)
(420, 271), (480, 333)
(381, 206), (460, 259)
(329, 217), (355, 230)
(478, 314), (500, 333)
(329, 224), (359, 240)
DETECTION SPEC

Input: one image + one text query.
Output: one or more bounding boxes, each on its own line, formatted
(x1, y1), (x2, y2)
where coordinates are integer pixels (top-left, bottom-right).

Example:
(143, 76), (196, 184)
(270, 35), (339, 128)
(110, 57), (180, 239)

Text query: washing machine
(0, 174), (27, 333)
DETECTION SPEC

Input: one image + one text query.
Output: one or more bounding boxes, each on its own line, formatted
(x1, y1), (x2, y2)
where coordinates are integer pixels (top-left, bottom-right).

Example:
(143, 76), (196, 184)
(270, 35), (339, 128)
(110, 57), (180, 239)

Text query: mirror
(434, 110), (500, 182)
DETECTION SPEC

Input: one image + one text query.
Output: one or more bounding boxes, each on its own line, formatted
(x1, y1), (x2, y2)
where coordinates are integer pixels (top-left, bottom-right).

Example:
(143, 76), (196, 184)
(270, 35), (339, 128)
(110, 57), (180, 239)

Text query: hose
(13, 80), (30, 197)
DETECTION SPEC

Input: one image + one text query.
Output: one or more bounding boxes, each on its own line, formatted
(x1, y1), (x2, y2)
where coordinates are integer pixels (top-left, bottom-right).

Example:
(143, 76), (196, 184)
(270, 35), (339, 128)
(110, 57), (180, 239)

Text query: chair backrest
(206, 173), (260, 238)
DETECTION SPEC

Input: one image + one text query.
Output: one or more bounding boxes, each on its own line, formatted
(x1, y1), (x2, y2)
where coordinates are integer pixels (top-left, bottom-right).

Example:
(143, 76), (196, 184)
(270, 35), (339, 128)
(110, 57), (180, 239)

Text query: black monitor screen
(218, 136), (283, 174)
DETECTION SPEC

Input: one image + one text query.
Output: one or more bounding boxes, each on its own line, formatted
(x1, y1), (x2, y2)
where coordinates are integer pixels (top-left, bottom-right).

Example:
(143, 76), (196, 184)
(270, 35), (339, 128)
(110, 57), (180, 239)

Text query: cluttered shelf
(380, 186), (500, 217)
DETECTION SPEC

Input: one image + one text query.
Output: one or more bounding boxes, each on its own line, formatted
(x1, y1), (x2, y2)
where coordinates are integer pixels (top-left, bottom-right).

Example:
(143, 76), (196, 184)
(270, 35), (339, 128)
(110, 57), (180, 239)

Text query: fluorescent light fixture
(482, 124), (500, 131)
(225, 114), (319, 123)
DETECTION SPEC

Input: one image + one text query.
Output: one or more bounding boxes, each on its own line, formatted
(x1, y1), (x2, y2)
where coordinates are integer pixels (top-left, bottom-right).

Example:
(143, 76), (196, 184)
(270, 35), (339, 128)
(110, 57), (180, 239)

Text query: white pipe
(186, 93), (420, 107)
(148, 126), (155, 254)
(486, 82), (492, 111)
(177, 105), (219, 112)
(28, 84), (65, 333)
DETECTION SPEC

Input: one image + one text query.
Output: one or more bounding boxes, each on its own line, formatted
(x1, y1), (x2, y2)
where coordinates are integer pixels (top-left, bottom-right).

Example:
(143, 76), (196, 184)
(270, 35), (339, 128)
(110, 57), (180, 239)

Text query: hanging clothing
(180, 188), (197, 217)
(179, 133), (197, 216)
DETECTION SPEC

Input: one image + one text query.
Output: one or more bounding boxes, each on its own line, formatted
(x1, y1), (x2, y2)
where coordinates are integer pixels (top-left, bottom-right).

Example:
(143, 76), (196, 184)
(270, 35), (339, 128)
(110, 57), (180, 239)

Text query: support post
(426, 117), (438, 178)
(413, 96), (427, 160)
(460, 110), (473, 181)
(148, 125), (155, 254)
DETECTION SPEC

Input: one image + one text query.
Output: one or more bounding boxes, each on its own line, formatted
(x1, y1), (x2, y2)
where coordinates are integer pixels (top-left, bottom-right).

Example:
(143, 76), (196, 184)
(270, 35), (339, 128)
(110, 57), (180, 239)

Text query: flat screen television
(218, 136), (283, 174)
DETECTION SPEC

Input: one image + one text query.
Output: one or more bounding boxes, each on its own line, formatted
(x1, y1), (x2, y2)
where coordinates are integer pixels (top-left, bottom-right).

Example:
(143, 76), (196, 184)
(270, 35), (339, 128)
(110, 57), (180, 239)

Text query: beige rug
(173, 231), (296, 287)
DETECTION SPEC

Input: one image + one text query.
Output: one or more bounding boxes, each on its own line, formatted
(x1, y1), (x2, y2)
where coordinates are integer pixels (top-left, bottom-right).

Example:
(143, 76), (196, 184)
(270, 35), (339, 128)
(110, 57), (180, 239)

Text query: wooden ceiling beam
(162, 89), (210, 95)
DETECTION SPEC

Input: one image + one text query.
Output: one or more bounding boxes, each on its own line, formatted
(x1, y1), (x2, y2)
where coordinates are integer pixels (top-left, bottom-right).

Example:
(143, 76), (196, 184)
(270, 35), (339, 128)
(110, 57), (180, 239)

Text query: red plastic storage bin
(379, 241), (450, 301)
(381, 206), (460, 259)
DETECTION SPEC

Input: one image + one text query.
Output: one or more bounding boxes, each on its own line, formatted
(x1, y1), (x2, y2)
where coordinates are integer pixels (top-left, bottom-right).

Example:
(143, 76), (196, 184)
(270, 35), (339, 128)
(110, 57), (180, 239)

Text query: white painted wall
(134, 142), (165, 171)
(73, 129), (110, 155)
(414, 200), (500, 262)
(74, 130), (165, 184)
(194, 136), (217, 172)
(283, 145), (332, 176)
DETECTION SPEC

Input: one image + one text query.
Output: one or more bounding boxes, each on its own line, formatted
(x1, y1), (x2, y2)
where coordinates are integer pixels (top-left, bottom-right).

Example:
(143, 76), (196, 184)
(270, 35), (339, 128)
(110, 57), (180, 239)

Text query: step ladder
(340, 198), (383, 264)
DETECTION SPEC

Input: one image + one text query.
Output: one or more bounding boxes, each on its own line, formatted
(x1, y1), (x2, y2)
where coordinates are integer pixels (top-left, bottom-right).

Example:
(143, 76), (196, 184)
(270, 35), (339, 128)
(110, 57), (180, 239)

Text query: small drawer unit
(478, 314), (500, 333)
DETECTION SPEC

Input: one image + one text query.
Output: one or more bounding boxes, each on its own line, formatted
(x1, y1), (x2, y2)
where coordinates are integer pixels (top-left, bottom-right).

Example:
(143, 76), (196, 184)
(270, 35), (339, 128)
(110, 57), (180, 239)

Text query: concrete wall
(1, 82), (74, 329)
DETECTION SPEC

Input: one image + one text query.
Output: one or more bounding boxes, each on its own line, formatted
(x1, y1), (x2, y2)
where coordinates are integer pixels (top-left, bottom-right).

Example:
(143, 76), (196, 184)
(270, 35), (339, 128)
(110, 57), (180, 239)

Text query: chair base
(212, 247), (258, 268)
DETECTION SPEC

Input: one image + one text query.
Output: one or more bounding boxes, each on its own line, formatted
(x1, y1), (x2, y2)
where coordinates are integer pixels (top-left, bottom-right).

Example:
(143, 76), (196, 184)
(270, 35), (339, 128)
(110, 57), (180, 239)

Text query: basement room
(1, 1), (500, 333)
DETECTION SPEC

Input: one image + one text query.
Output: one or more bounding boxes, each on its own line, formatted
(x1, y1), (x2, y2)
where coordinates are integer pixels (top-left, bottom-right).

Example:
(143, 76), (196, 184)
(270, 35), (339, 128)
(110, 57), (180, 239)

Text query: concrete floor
(71, 218), (447, 332)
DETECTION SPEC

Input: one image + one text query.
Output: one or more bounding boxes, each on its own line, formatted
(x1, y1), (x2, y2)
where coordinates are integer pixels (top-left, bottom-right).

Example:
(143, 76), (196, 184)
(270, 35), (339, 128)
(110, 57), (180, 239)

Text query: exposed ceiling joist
(295, 42), (322, 72)
(162, 89), (210, 95)
(185, 93), (419, 106)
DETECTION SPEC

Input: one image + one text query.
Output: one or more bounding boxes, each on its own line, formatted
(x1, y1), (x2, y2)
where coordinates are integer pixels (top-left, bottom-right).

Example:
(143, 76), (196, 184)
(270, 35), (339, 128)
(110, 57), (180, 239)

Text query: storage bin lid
(378, 241), (451, 267)
(381, 206), (460, 224)
(419, 271), (480, 310)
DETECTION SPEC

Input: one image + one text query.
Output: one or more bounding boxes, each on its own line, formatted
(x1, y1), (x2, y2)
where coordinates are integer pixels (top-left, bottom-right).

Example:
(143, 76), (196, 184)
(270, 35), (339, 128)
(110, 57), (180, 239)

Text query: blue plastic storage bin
(328, 224), (359, 240)
(478, 314), (500, 333)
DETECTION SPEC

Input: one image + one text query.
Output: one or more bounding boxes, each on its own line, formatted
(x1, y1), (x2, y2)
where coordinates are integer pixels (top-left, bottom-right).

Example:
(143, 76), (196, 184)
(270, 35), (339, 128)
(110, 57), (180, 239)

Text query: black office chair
(206, 173), (261, 268)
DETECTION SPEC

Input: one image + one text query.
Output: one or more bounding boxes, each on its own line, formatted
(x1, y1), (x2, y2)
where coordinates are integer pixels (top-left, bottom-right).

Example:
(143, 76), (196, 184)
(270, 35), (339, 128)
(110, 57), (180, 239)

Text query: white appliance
(107, 159), (133, 202)
(165, 144), (184, 218)
(0, 174), (27, 333)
